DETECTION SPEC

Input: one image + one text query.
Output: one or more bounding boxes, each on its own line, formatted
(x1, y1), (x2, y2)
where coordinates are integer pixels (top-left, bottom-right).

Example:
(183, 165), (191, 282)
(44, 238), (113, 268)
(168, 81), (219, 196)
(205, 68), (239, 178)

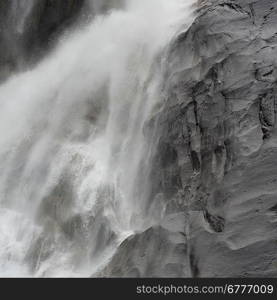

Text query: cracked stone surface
(1, 0), (276, 278)
(102, 0), (277, 277)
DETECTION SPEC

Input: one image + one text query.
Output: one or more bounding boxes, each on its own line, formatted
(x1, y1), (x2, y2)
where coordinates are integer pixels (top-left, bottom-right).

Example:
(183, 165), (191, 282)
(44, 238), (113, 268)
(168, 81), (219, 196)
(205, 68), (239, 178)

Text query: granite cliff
(102, 0), (277, 277)
(0, 0), (276, 277)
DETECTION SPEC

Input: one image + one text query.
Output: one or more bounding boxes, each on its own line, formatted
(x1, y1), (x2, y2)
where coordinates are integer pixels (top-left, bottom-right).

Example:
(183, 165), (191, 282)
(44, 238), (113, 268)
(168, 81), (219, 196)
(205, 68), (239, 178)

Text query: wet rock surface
(1, 0), (277, 277)
(100, 213), (190, 277)
(103, 0), (277, 277)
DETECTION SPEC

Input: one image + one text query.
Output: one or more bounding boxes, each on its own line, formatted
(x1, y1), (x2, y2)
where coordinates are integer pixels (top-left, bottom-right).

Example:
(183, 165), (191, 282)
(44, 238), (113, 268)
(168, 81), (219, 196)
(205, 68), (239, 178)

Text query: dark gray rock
(156, 0), (277, 277)
(1, 0), (276, 278)
(103, 0), (277, 277)
(100, 213), (190, 277)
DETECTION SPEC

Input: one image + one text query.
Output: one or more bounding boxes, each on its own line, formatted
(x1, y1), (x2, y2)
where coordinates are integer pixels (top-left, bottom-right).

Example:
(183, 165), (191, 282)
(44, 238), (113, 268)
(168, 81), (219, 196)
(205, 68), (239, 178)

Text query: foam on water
(0, 0), (196, 277)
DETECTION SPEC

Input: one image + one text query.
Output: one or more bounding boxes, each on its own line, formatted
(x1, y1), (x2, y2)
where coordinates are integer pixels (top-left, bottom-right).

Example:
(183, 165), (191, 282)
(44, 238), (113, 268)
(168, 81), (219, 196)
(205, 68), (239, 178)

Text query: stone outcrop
(1, 0), (276, 278)
(102, 0), (277, 277)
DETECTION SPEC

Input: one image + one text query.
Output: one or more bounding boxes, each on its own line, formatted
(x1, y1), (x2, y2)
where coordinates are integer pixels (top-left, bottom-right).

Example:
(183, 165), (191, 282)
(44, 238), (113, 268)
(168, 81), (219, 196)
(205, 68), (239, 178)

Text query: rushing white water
(0, 0), (196, 277)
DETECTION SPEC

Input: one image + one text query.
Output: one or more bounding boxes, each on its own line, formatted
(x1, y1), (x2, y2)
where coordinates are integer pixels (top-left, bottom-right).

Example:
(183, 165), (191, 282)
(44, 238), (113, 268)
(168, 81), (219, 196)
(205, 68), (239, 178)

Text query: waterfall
(0, 0), (196, 277)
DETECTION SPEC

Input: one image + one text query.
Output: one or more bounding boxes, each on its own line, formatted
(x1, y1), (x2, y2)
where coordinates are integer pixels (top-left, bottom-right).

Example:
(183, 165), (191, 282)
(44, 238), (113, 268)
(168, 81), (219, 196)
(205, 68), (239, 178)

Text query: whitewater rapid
(0, 0), (196, 277)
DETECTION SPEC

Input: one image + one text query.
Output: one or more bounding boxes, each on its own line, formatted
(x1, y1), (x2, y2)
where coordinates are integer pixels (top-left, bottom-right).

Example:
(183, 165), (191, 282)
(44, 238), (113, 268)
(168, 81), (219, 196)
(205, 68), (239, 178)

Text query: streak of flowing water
(11, 0), (35, 34)
(0, 0), (196, 277)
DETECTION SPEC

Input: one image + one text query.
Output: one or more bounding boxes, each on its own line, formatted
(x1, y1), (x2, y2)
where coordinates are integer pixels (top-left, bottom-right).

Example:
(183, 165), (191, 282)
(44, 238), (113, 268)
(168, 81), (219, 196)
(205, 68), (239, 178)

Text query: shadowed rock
(102, 0), (277, 277)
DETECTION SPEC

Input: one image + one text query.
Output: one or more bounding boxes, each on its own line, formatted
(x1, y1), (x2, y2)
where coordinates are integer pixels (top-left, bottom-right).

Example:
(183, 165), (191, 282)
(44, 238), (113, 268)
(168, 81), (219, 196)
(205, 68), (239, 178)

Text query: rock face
(1, 0), (277, 278)
(102, 0), (277, 277)
(100, 213), (190, 277)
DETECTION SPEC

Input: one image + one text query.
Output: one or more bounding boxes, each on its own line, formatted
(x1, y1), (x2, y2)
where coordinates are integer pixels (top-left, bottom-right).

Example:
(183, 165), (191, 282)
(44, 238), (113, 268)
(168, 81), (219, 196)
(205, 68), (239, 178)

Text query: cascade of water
(0, 0), (196, 277)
